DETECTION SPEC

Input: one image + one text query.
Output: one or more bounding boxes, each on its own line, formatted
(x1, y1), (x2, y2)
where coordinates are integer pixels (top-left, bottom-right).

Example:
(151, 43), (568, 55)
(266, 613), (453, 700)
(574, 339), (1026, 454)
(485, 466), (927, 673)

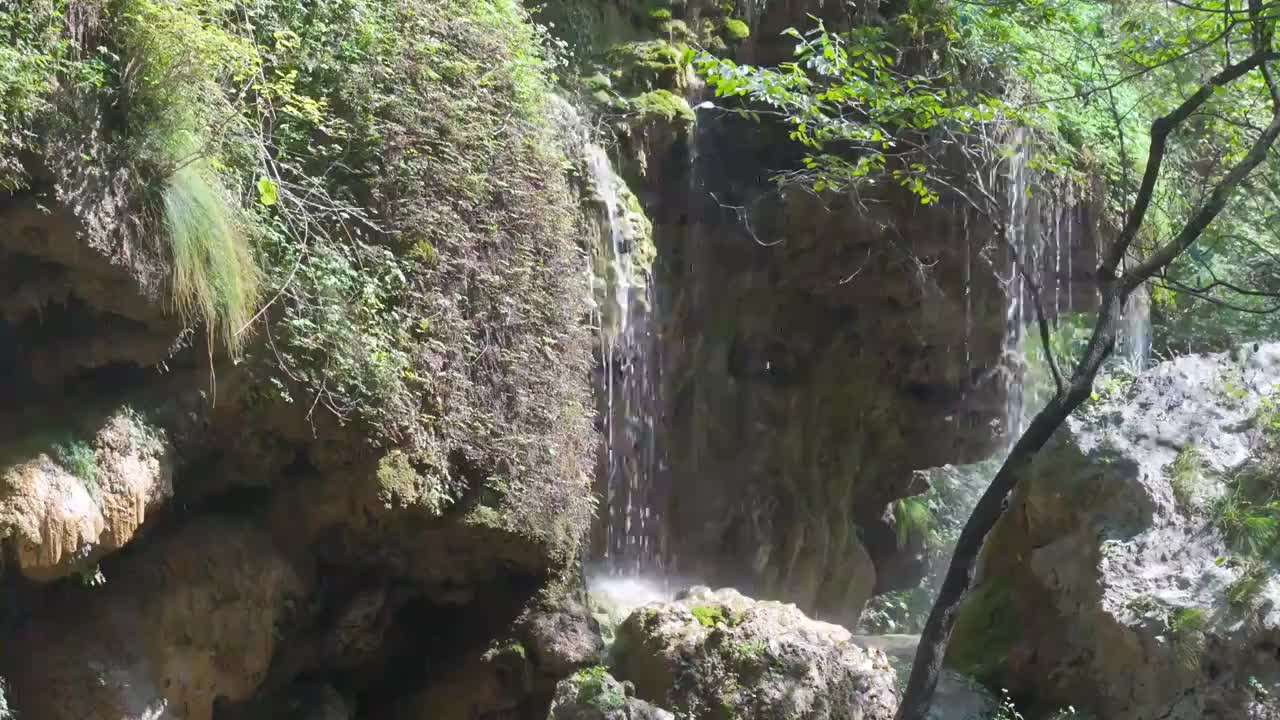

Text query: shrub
(1225, 561), (1269, 609)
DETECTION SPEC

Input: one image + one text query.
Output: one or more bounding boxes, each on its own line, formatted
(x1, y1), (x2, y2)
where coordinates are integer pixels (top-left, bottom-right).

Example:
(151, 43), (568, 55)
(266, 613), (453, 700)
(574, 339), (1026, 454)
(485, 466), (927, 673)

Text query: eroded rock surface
(0, 407), (173, 581)
(951, 343), (1280, 719)
(611, 587), (899, 719)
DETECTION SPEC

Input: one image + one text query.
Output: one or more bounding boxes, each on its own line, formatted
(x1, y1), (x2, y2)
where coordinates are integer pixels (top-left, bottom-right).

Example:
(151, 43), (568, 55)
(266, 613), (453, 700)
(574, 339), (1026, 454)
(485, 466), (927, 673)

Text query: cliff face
(559, 0), (1099, 625)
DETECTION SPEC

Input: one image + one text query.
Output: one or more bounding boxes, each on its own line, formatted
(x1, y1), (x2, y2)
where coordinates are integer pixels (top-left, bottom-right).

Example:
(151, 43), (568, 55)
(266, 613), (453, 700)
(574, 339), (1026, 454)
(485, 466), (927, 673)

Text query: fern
(893, 497), (934, 547)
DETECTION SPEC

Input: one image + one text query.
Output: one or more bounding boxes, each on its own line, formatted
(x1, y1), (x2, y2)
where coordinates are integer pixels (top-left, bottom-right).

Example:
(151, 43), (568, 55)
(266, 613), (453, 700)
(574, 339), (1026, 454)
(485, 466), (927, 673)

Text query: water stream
(581, 141), (667, 580)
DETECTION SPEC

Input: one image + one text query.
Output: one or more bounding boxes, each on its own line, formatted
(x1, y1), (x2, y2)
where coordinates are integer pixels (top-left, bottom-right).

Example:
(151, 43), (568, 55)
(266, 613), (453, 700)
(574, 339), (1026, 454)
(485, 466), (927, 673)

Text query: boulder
(549, 667), (673, 720)
(950, 343), (1280, 719)
(611, 587), (898, 719)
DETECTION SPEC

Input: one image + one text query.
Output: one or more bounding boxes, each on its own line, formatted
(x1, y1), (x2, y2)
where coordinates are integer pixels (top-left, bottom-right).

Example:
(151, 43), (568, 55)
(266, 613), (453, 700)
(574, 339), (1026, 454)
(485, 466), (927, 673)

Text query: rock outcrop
(549, 668), (674, 720)
(610, 586), (900, 719)
(950, 343), (1280, 719)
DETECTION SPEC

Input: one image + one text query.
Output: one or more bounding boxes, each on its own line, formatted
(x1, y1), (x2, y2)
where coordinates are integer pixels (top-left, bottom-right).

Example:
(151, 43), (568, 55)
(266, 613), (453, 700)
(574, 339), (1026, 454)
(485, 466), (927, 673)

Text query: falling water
(581, 142), (666, 578)
(1002, 136), (1032, 445)
(1120, 286), (1152, 372)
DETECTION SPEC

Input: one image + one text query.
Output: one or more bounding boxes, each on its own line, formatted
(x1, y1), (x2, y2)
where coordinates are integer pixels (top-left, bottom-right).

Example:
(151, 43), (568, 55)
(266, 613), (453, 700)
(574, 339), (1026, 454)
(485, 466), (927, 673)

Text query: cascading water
(581, 141), (667, 579)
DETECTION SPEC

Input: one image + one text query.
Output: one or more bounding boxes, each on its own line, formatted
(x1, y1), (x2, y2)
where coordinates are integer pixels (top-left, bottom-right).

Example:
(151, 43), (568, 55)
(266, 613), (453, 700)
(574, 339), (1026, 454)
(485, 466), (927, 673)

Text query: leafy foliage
(4, 0), (596, 554)
(697, 15), (1000, 202)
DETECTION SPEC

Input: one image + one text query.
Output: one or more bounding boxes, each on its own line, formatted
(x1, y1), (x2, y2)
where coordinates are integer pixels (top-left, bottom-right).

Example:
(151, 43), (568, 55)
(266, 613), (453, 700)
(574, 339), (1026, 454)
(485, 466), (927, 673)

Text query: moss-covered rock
(611, 587), (899, 719)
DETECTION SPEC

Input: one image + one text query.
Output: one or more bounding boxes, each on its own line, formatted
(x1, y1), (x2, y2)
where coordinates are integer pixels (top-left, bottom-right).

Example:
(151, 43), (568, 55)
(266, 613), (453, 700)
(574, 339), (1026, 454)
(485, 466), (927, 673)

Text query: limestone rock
(549, 668), (673, 720)
(950, 343), (1280, 719)
(522, 583), (606, 679)
(611, 587), (898, 719)
(0, 408), (173, 581)
(2, 518), (303, 720)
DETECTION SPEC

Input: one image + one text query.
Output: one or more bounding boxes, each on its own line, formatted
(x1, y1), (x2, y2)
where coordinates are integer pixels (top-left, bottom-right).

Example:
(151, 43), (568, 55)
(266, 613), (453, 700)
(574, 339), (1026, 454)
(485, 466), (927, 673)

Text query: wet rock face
(610, 586), (899, 719)
(950, 343), (1280, 719)
(576, 0), (1102, 624)
(653, 173), (1012, 623)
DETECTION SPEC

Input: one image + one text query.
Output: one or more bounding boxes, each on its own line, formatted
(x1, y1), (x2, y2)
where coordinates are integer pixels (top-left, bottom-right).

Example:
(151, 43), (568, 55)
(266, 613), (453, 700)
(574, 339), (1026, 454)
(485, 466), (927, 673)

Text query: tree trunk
(894, 289), (1125, 720)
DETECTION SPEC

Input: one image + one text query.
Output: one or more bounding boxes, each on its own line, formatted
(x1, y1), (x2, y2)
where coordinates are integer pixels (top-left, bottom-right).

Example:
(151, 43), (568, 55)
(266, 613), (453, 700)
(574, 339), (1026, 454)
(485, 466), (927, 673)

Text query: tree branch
(1103, 48), (1280, 275)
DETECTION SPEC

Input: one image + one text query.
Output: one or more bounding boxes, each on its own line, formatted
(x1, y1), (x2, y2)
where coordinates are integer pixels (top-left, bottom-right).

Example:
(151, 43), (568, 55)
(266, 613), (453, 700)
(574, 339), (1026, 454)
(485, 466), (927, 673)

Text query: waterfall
(1001, 135), (1032, 445)
(581, 141), (666, 579)
(1120, 286), (1152, 372)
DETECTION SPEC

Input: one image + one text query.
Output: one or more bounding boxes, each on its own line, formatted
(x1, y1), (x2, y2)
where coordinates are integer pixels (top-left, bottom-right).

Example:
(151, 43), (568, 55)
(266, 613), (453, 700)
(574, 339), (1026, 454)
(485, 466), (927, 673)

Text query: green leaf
(257, 176), (278, 206)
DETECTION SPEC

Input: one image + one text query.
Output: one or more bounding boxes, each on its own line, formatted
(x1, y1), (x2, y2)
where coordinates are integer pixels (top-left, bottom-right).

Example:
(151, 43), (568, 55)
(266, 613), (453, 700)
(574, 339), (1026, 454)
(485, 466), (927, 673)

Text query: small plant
(1124, 594), (1157, 616)
(691, 605), (727, 627)
(1249, 675), (1270, 701)
(1213, 490), (1280, 559)
(1226, 561), (1269, 608)
(993, 689), (1025, 720)
(51, 435), (98, 498)
(1168, 444), (1203, 513)
(1167, 607), (1207, 670)
(725, 638), (767, 668)
(573, 665), (625, 711)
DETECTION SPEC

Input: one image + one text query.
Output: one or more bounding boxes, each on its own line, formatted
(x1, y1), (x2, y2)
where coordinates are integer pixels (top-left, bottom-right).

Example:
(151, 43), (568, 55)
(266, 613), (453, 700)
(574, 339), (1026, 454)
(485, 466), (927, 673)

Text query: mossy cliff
(0, 0), (598, 717)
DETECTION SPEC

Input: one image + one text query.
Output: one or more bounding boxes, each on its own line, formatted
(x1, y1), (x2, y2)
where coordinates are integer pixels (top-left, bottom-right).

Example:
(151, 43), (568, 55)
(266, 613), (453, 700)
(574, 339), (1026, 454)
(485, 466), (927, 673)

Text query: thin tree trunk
(894, 289), (1124, 720)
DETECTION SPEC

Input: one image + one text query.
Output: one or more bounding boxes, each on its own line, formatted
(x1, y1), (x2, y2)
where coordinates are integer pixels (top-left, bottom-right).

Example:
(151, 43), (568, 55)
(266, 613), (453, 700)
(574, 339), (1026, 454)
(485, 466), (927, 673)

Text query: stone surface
(0, 407), (173, 581)
(611, 586), (899, 719)
(852, 634), (997, 720)
(549, 668), (674, 720)
(950, 343), (1280, 719)
(1, 519), (303, 720)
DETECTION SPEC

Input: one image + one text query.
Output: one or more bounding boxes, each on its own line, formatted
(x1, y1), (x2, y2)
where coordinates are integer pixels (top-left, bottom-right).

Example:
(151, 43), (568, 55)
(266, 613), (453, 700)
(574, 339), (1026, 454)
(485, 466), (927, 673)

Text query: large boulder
(950, 343), (1280, 719)
(611, 587), (899, 719)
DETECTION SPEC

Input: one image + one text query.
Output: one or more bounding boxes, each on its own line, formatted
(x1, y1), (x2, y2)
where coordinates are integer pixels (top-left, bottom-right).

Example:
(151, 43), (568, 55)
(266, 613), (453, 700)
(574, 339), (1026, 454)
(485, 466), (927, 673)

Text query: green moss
(722, 18), (750, 41)
(607, 40), (686, 92)
(375, 450), (448, 514)
(657, 19), (696, 44)
(946, 580), (1021, 680)
(572, 665), (626, 711)
(691, 605), (727, 627)
(649, 7), (672, 21)
(630, 90), (695, 124)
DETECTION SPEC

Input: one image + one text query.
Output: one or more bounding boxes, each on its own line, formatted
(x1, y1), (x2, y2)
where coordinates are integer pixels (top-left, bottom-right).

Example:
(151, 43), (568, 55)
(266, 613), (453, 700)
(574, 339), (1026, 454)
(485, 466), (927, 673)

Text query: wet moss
(946, 579), (1021, 681)
(630, 89), (695, 124)
(722, 18), (750, 41)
